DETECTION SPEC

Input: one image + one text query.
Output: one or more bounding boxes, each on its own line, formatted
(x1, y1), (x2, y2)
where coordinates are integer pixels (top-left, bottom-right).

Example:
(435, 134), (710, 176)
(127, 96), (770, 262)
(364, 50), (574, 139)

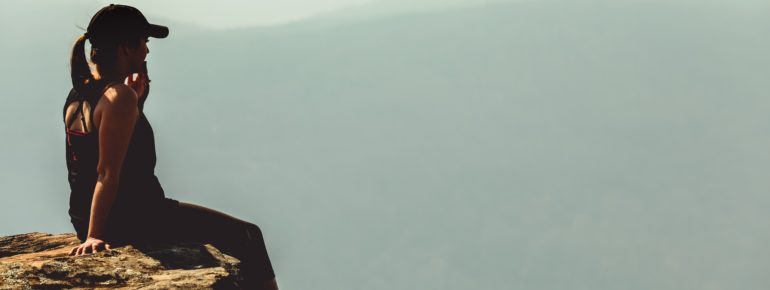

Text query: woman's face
(138, 37), (149, 60)
(126, 37), (149, 73)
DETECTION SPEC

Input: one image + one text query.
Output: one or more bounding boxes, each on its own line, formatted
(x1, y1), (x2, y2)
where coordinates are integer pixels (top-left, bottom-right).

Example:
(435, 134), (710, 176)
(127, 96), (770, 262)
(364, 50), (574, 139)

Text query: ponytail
(70, 34), (92, 92)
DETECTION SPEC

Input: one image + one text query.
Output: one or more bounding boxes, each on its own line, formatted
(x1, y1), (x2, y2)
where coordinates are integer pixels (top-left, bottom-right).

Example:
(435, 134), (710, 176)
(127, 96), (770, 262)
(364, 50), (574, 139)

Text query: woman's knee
(243, 222), (263, 241)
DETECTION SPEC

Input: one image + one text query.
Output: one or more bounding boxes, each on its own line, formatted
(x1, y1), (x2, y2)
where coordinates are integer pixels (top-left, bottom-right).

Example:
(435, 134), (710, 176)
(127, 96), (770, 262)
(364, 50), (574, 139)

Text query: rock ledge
(0, 232), (243, 289)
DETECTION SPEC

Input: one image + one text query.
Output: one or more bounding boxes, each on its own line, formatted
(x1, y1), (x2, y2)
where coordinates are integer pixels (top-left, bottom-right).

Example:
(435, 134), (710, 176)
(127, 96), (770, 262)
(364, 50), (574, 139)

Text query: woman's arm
(71, 84), (139, 256)
(89, 84), (139, 238)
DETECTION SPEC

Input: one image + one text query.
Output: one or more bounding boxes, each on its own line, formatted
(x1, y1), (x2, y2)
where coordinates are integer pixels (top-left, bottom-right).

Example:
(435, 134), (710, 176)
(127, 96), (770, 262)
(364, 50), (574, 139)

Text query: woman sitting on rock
(63, 4), (278, 289)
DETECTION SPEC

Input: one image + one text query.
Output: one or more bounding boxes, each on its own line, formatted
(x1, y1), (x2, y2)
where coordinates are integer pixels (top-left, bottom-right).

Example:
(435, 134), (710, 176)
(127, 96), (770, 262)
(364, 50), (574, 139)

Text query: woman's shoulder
(70, 80), (130, 104)
(99, 82), (138, 107)
(91, 81), (139, 128)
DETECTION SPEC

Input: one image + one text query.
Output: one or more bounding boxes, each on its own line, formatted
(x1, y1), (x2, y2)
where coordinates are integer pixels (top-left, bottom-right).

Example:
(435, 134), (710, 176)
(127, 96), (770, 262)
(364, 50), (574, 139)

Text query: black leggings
(73, 199), (276, 283)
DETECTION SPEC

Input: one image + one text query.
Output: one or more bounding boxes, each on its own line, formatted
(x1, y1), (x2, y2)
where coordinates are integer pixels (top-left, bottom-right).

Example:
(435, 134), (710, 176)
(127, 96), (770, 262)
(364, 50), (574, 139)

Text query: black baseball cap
(86, 4), (168, 41)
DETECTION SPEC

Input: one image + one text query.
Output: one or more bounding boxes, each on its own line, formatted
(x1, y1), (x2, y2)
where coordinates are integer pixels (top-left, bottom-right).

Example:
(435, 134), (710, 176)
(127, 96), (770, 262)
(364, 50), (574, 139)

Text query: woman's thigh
(162, 202), (262, 249)
(126, 201), (276, 281)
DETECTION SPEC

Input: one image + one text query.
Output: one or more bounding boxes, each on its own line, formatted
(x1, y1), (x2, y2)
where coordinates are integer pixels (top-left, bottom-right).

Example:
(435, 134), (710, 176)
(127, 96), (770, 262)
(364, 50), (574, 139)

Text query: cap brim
(147, 23), (168, 38)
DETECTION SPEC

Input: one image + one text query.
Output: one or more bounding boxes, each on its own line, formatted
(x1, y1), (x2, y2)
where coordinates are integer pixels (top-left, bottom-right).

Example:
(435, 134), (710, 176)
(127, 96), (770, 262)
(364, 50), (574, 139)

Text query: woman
(63, 5), (278, 289)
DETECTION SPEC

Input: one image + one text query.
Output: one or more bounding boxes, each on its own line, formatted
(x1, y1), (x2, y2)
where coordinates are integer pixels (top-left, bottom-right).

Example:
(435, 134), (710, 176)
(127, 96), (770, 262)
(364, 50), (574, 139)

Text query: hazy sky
(2, 1), (770, 289)
(96, 0), (376, 28)
(91, 0), (519, 28)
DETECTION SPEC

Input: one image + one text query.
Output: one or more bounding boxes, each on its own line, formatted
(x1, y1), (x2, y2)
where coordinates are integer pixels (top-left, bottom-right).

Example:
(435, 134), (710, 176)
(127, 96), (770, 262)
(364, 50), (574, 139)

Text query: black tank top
(63, 80), (166, 224)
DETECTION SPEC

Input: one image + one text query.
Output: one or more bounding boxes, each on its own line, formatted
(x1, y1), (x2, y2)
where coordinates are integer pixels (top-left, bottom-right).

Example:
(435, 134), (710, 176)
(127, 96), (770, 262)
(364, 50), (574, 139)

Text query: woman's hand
(126, 72), (150, 101)
(69, 237), (111, 256)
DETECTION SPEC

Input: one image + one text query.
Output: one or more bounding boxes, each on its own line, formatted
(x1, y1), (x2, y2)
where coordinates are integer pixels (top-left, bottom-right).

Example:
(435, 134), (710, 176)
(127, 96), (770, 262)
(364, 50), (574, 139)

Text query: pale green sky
(94, 0), (517, 28)
(97, 0), (375, 28)
(2, 1), (770, 289)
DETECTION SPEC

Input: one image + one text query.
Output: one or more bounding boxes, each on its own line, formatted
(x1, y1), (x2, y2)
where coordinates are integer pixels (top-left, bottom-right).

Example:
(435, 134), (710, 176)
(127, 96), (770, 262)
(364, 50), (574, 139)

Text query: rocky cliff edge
(0, 232), (244, 289)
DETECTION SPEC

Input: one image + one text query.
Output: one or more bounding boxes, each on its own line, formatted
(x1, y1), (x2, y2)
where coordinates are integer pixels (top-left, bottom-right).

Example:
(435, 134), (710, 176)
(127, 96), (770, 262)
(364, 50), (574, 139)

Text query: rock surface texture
(0, 232), (244, 289)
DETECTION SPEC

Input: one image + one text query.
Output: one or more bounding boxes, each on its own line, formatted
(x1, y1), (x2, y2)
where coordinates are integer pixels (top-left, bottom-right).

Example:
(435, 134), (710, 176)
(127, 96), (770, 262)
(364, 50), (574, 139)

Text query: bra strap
(65, 80), (122, 134)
